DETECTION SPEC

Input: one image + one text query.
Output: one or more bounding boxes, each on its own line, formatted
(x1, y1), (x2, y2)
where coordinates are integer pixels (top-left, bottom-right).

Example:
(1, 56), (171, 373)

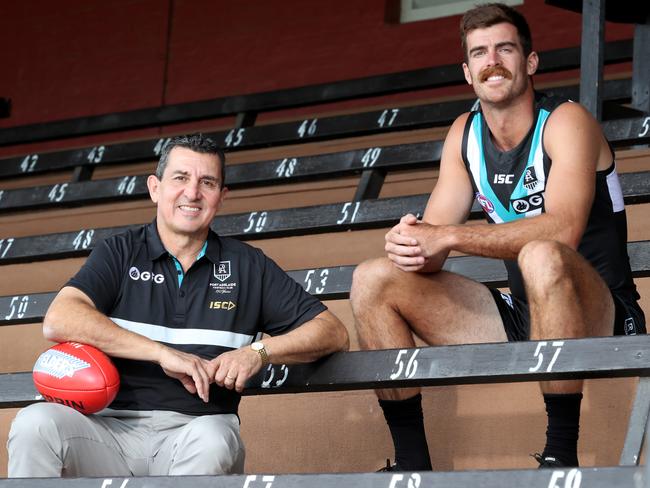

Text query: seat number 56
(389, 349), (419, 380)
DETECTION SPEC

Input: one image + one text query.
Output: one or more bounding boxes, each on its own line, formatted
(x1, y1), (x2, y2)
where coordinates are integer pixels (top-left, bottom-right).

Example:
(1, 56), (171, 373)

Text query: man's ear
(217, 186), (229, 211)
(462, 62), (473, 85)
(147, 175), (160, 204)
(527, 51), (539, 76)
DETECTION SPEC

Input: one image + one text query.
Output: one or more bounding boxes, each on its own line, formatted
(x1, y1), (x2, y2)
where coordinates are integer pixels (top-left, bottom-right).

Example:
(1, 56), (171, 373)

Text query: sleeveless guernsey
(460, 93), (641, 318)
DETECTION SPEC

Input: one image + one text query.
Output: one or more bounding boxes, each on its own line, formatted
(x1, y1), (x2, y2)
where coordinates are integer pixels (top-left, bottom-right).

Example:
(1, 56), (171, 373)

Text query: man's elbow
(42, 306), (65, 342)
(335, 323), (350, 352)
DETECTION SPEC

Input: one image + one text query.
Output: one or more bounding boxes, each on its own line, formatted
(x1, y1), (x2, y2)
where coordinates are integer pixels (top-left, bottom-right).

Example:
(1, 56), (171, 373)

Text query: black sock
(378, 393), (432, 470)
(542, 393), (582, 466)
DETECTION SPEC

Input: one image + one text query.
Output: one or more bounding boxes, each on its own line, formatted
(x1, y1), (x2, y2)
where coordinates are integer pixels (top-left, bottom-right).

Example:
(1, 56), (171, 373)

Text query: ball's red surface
(33, 342), (119, 414)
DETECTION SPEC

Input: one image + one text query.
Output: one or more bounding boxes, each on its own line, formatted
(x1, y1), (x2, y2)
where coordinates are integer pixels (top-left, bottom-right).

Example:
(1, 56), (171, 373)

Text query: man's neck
(157, 227), (208, 271)
(481, 88), (536, 152)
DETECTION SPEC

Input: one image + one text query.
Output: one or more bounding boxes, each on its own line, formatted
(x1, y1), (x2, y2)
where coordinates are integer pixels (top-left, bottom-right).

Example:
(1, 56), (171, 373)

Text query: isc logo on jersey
(129, 266), (164, 284)
(511, 192), (545, 214)
(493, 174), (514, 184)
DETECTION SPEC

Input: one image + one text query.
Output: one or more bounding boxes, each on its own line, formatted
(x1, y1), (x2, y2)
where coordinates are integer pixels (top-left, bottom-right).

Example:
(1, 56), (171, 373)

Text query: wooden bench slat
(0, 466), (641, 488)
(1, 336), (648, 406)
(1, 169), (649, 264)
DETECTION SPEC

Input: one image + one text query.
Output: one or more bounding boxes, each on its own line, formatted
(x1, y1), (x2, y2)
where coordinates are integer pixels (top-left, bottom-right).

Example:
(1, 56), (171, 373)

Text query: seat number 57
(529, 341), (564, 373)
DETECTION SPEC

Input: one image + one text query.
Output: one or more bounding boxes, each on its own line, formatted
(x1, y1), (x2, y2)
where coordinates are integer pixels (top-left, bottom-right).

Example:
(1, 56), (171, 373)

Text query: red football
(32, 342), (120, 414)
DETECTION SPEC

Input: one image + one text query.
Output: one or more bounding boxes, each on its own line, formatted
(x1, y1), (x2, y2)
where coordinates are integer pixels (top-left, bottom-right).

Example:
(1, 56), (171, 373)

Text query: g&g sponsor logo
(129, 266), (164, 284)
(511, 191), (545, 215)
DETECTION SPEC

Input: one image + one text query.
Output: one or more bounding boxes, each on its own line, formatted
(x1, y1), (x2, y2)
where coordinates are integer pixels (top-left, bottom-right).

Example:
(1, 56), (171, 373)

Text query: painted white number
(0, 238), (14, 258)
(47, 183), (68, 202)
(20, 154), (38, 173)
(87, 146), (105, 164)
(337, 201), (361, 224)
(297, 118), (318, 138)
(100, 479), (129, 488)
(639, 117), (650, 138)
(378, 108), (399, 128)
(4, 295), (29, 320)
(117, 176), (137, 195)
(361, 147), (382, 167)
(153, 138), (171, 156)
(243, 211), (268, 233)
(225, 128), (245, 147)
(261, 364), (289, 388)
(275, 158), (298, 178)
(389, 473), (421, 488)
(72, 229), (95, 250)
(304, 269), (329, 294)
(243, 474), (275, 488)
(547, 468), (582, 488)
(529, 341), (565, 373)
(389, 349), (419, 380)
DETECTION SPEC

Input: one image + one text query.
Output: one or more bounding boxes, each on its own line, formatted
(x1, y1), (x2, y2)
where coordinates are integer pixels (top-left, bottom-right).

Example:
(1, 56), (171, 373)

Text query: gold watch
(250, 341), (269, 365)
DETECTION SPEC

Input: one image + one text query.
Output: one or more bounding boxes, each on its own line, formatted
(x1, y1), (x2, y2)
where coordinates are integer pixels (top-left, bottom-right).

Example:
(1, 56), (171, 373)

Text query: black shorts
(488, 288), (646, 342)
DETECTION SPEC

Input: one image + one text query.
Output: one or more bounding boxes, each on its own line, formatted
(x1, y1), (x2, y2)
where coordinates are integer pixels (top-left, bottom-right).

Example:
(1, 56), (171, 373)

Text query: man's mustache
(479, 66), (513, 83)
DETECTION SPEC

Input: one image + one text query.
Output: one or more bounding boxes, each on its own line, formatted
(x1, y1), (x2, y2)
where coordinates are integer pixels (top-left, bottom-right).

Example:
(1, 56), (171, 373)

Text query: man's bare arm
(399, 103), (603, 261)
(43, 286), (212, 401)
(211, 310), (349, 392)
(384, 114), (476, 272)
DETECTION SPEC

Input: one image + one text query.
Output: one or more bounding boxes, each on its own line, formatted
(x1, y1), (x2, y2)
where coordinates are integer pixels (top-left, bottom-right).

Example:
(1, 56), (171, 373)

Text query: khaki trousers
(7, 403), (245, 477)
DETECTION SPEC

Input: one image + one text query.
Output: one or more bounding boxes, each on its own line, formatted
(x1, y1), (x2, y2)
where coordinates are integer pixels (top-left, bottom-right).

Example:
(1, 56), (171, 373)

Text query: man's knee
(350, 257), (396, 307)
(9, 403), (66, 451)
(518, 240), (575, 291)
(170, 415), (244, 475)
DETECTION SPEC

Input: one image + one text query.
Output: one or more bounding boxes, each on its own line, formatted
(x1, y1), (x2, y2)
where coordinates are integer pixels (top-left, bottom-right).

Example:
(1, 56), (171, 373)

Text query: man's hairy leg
(350, 257), (506, 470)
(520, 240), (615, 467)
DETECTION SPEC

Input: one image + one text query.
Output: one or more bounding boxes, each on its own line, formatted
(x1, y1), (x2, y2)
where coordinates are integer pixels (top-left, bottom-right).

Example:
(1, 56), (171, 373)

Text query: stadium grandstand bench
(0, 25), (649, 488)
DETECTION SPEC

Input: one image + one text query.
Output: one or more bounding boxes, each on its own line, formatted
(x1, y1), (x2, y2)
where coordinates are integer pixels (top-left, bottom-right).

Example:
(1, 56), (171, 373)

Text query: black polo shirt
(67, 221), (327, 415)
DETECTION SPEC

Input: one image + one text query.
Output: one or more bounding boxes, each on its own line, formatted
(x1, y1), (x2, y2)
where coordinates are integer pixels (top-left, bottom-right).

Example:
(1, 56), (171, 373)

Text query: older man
(9, 134), (348, 477)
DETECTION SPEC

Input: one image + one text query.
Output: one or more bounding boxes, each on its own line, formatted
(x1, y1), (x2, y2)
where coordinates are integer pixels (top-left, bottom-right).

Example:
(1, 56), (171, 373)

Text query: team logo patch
(33, 349), (91, 379)
(500, 293), (514, 309)
(523, 167), (539, 191)
(511, 191), (545, 214)
(475, 193), (495, 214)
(624, 317), (637, 335)
(214, 261), (231, 282)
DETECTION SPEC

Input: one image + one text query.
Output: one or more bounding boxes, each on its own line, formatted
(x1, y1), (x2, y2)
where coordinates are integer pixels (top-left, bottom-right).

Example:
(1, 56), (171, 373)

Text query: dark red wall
(0, 0), (633, 152)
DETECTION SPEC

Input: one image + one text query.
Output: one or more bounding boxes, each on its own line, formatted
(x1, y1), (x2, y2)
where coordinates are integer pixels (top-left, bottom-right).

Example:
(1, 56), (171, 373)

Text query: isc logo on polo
(209, 300), (236, 310)
(128, 266), (164, 284)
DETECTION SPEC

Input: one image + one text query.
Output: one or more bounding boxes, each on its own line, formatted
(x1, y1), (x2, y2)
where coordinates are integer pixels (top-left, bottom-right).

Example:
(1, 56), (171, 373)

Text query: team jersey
(460, 93), (641, 318)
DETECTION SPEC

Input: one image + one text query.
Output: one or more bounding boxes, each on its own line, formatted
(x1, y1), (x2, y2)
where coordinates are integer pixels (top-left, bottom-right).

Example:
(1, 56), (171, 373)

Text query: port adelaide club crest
(210, 261), (237, 295)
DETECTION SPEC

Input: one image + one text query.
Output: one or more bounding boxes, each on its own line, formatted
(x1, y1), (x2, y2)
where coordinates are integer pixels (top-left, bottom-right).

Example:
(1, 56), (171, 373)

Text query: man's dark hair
(156, 134), (226, 188)
(460, 3), (533, 59)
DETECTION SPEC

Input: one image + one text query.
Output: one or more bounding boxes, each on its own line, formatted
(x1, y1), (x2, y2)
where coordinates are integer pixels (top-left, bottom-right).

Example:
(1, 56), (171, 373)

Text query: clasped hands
(160, 344), (264, 402)
(385, 213), (450, 272)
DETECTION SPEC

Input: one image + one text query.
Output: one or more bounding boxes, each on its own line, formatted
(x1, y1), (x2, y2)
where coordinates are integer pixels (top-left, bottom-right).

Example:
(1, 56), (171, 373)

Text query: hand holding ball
(33, 342), (120, 414)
